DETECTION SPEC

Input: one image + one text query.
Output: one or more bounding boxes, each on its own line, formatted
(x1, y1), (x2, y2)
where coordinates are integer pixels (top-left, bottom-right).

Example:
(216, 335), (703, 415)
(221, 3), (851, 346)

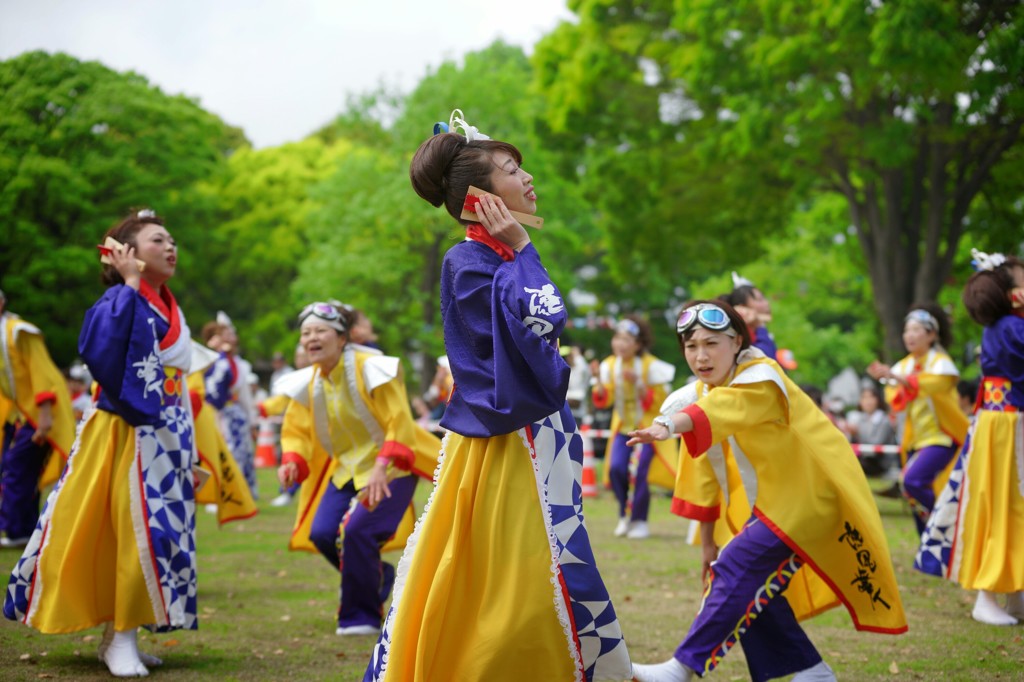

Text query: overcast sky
(0, 0), (574, 148)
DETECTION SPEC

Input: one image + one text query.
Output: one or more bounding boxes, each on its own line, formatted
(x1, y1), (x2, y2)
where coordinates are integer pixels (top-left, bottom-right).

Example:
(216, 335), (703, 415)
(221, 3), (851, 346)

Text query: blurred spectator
(348, 309), (380, 349)
(563, 345), (592, 425)
(269, 351), (293, 388)
(67, 361), (94, 422)
(845, 383), (897, 477)
(424, 356), (453, 420)
(801, 384), (846, 432)
(410, 396), (433, 429)
(956, 378), (979, 416)
(249, 372), (268, 404)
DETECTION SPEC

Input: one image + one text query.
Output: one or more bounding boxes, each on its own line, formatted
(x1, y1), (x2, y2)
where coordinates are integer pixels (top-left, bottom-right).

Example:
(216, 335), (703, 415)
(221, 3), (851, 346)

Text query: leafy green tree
(183, 137), (355, 359)
(298, 41), (604, 388)
(535, 0), (1024, 359)
(689, 194), (879, 388)
(0, 51), (242, 363)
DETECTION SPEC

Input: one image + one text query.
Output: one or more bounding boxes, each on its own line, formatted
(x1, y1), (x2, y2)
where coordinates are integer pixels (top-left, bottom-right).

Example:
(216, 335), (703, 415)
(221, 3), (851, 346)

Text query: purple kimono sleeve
(78, 285), (165, 426)
(442, 244), (568, 435)
(203, 354), (233, 410)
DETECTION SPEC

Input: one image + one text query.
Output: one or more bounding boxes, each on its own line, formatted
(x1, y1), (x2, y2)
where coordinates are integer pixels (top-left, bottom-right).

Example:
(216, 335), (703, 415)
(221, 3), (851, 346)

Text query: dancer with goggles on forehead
(276, 301), (440, 636)
(592, 315), (676, 539)
(627, 300), (906, 682)
(867, 303), (968, 538)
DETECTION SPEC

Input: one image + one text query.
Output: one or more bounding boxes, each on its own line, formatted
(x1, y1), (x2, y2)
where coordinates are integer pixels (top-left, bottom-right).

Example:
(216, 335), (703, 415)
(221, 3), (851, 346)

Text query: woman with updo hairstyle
(275, 301), (440, 636)
(365, 112), (631, 681)
(592, 313), (676, 539)
(725, 271), (777, 360)
(868, 302), (969, 538)
(627, 300), (906, 682)
(5, 208), (197, 677)
(914, 251), (1024, 626)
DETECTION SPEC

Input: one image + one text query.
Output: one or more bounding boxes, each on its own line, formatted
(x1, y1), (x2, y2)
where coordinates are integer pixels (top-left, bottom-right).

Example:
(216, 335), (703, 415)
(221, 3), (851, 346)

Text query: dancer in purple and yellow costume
(365, 111), (631, 682)
(0, 289), (75, 547)
(629, 300), (905, 682)
(915, 249), (1024, 625)
(592, 316), (676, 539)
(187, 344), (258, 526)
(202, 313), (258, 500)
(277, 301), (439, 636)
(868, 303), (969, 535)
(4, 209), (197, 677)
(725, 272), (778, 363)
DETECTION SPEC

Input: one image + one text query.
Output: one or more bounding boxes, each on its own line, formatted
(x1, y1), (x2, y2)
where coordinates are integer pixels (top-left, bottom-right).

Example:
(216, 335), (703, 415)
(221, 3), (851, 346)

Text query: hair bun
(410, 133), (465, 208)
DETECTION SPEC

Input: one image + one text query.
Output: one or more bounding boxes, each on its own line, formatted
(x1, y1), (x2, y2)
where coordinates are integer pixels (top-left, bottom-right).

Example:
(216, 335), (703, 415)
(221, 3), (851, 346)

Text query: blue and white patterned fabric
(524, 404), (630, 679)
(914, 428), (969, 578)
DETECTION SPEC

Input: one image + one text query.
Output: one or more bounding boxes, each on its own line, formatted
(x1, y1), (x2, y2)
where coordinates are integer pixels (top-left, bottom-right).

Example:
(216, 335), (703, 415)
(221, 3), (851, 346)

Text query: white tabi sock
(630, 658), (694, 682)
(100, 627), (150, 677)
(100, 623), (163, 667)
(972, 590), (1019, 626)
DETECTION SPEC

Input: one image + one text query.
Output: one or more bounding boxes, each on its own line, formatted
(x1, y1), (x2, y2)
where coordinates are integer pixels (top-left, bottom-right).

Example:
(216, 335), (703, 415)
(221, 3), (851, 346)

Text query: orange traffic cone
(254, 418), (278, 468)
(580, 424), (597, 498)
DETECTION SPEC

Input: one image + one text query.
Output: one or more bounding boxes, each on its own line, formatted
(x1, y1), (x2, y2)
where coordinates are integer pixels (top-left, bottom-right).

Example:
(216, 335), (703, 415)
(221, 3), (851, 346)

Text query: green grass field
(2, 469), (1023, 681)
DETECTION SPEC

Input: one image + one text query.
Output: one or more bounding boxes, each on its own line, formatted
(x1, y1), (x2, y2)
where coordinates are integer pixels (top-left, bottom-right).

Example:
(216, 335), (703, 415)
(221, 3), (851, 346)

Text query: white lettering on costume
(132, 318), (164, 400)
(523, 283), (563, 338)
(525, 283), (564, 316)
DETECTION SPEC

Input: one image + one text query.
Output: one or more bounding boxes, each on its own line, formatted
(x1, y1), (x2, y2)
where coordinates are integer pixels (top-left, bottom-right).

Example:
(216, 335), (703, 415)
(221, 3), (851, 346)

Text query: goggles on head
(615, 319), (641, 337)
(299, 302), (347, 333)
(904, 309), (938, 332)
(677, 303), (736, 336)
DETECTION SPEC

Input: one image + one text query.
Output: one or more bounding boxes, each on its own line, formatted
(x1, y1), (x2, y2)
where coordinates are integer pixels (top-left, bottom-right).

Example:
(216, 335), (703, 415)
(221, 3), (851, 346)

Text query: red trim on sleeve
(282, 451), (310, 484)
(377, 441), (415, 471)
(889, 376), (919, 412)
(640, 387), (654, 412)
(681, 404), (712, 456)
(34, 391), (57, 406)
(670, 497), (720, 522)
(591, 386), (610, 409)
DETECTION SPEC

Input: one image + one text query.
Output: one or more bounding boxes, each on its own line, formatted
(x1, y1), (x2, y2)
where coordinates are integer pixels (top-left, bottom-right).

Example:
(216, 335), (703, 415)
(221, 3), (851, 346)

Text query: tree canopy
(534, 0), (1024, 358)
(0, 51), (243, 360)
(2, 18), (1021, 398)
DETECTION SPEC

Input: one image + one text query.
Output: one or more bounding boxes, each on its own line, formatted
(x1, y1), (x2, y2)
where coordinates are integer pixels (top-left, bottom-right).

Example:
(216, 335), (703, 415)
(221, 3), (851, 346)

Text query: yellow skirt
(12, 410), (158, 633)
(378, 432), (580, 682)
(953, 411), (1024, 591)
(193, 403), (258, 525)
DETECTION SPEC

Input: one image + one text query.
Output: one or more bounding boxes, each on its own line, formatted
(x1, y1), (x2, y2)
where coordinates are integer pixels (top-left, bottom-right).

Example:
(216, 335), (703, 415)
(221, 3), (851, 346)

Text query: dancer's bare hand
(364, 460), (392, 511)
(278, 462), (299, 487)
(475, 194), (529, 252)
(109, 244), (142, 290)
(627, 423), (671, 447)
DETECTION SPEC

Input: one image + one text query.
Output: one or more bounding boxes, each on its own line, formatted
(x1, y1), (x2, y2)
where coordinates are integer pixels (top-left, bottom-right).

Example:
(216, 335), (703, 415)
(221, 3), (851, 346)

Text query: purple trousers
(674, 516), (822, 682)
(0, 422), (50, 540)
(309, 475), (417, 628)
(903, 444), (958, 535)
(608, 433), (655, 521)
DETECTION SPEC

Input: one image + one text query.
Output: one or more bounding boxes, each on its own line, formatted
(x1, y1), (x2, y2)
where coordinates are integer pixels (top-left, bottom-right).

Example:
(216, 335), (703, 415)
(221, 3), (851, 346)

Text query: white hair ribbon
(448, 109), (490, 142)
(731, 271), (754, 288)
(970, 248), (1006, 272)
